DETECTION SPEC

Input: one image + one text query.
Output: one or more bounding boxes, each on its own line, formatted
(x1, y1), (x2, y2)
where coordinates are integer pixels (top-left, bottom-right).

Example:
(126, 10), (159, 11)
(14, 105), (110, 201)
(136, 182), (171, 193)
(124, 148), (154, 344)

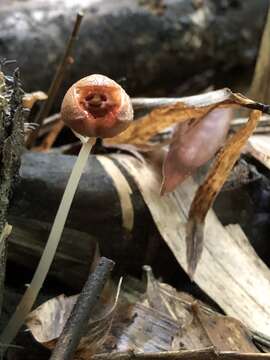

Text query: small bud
(61, 74), (133, 138)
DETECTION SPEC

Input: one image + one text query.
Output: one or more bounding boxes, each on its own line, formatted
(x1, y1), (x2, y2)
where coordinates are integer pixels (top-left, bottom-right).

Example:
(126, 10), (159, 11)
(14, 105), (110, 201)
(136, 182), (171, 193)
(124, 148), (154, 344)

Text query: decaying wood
(8, 218), (97, 290)
(0, 0), (268, 98)
(8, 152), (163, 275)
(113, 154), (270, 335)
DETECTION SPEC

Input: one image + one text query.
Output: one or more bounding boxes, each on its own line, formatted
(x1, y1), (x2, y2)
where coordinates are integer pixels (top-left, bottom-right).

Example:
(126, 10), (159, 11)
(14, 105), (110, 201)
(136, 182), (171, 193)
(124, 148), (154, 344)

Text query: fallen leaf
(142, 266), (258, 353)
(111, 153), (270, 335)
(186, 110), (261, 279)
(26, 279), (122, 357)
(161, 108), (232, 194)
(96, 268), (260, 357)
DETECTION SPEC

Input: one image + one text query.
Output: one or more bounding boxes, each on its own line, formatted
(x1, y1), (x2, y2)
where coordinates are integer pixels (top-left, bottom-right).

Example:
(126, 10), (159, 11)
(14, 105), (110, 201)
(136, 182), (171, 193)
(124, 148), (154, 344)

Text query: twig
(50, 257), (115, 360)
(26, 11), (84, 148)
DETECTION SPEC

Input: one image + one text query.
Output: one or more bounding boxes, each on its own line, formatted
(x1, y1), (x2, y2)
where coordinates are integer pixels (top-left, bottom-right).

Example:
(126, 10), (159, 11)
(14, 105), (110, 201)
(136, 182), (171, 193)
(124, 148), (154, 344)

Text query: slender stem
(50, 257), (115, 360)
(0, 138), (95, 348)
(26, 11), (84, 148)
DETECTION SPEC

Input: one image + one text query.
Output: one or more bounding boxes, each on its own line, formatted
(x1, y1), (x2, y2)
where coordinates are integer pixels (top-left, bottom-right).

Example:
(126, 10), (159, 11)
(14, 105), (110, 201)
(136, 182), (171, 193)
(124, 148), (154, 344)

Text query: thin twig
(50, 257), (115, 360)
(26, 11), (84, 148)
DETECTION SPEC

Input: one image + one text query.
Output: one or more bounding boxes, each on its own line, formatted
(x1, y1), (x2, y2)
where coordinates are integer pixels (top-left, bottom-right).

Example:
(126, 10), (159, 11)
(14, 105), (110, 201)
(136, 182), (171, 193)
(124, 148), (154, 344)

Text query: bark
(8, 219), (98, 290)
(0, 0), (268, 100)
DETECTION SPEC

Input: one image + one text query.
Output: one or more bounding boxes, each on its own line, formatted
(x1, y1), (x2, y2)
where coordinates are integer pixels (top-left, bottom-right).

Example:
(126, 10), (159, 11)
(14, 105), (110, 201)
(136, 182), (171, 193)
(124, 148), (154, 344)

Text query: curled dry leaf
(186, 110), (262, 279)
(106, 88), (269, 147)
(161, 108), (232, 194)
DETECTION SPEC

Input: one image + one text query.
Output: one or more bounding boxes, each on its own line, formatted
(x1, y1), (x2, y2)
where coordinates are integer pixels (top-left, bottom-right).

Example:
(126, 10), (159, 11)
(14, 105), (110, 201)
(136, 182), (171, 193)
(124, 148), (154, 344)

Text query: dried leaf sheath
(186, 110), (262, 280)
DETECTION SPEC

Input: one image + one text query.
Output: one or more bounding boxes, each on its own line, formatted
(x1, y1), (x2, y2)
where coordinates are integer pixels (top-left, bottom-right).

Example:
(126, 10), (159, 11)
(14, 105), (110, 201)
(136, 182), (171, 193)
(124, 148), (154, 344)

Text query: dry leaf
(186, 110), (261, 279)
(103, 302), (180, 353)
(111, 154), (270, 334)
(26, 279), (122, 357)
(142, 267), (258, 353)
(161, 108), (232, 194)
(106, 89), (269, 147)
(26, 294), (77, 346)
(96, 269), (259, 357)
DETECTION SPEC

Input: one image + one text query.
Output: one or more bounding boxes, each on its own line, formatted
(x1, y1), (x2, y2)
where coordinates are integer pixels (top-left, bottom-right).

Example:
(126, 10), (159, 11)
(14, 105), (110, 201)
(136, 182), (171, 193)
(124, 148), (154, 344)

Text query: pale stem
(0, 137), (95, 347)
